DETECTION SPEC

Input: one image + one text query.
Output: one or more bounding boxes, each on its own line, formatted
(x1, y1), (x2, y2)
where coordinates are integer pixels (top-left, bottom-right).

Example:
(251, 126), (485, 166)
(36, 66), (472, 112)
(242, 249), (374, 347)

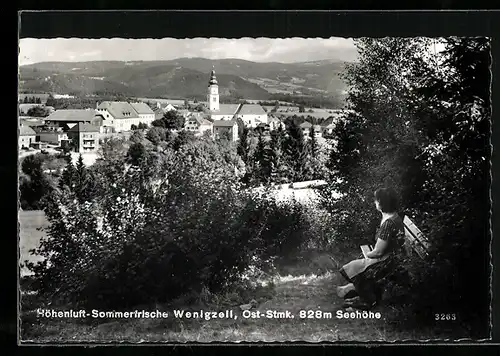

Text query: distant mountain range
(19, 57), (349, 102)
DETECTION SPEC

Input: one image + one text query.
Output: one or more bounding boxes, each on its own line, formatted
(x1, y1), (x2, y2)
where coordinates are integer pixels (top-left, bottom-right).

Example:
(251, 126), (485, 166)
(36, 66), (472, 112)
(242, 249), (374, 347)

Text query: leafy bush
(27, 138), (316, 310)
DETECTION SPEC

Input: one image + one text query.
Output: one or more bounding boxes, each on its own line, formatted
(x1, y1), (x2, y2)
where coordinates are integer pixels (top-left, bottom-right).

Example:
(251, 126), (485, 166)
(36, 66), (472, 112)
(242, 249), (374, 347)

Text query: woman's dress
(339, 214), (407, 304)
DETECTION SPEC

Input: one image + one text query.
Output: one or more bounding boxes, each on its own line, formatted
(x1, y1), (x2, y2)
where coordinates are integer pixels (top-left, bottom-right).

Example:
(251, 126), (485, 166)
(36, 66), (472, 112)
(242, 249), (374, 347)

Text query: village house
(235, 104), (268, 128)
(130, 102), (156, 126)
(67, 123), (100, 153)
(213, 120), (239, 142)
(37, 131), (70, 146)
(30, 142), (48, 150)
(210, 104), (241, 121)
(19, 118), (45, 129)
(176, 109), (192, 119)
(156, 102), (176, 113)
(19, 126), (36, 149)
(320, 116), (337, 135)
(268, 116), (286, 131)
(312, 124), (323, 138)
(184, 112), (213, 136)
(299, 121), (313, 136)
(44, 109), (100, 130)
(96, 101), (141, 132)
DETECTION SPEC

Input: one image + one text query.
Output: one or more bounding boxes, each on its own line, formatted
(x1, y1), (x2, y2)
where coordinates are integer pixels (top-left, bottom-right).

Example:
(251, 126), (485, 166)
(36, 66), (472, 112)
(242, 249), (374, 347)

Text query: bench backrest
(403, 216), (430, 260)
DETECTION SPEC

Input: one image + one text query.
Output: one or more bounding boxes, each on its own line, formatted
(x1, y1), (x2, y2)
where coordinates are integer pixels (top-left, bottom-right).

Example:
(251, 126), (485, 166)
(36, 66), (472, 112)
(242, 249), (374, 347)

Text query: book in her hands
(360, 245), (374, 259)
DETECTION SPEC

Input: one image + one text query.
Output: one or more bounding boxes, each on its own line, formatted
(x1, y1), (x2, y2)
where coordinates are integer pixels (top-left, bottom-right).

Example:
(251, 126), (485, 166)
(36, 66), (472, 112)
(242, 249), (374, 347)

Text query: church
(206, 69), (268, 128)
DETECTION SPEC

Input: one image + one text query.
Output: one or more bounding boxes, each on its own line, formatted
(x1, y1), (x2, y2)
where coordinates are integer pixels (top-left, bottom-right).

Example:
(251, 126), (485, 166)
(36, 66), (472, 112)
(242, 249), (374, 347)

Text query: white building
(268, 116), (286, 131)
(156, 102), (176, 113)
(213, 120), (239, 142)
(184, 112), (213, 136)
(130, 102), (156, 126)
(96, 101), (142, 132)
(235, 104), (268, 128)
(19, 126), (36, 149)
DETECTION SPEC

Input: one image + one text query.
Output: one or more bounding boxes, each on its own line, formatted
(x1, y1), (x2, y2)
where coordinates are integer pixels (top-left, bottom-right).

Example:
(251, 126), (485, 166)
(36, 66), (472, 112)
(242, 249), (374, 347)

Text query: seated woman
(337, 187), (406, 310)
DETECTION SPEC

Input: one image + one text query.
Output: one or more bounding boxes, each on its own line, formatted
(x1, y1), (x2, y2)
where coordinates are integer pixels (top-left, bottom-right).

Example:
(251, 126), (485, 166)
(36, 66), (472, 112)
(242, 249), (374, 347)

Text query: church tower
(207, 67), (219, 112)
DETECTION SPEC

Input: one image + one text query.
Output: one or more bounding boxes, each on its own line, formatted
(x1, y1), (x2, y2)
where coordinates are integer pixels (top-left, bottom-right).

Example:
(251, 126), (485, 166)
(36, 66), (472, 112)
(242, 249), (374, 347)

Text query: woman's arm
(366, 238), (389, 259)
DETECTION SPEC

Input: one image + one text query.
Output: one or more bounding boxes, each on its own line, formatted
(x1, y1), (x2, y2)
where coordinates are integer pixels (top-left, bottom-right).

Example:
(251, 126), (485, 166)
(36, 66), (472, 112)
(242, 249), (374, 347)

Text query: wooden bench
(403, 216), (431, 260)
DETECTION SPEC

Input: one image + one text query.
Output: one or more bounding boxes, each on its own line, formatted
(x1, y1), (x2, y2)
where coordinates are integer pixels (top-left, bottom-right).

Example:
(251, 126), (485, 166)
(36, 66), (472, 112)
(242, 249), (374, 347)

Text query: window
(212, 97), (216, 102)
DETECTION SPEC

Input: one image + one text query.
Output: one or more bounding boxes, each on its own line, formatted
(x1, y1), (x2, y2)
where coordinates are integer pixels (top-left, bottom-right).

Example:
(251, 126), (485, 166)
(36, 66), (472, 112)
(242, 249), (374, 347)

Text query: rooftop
(97, 101), (139, 119)
(130, 102), (155, 115)
(68, 123), (100, 133)
(45, 109), (98, 122)
(210, 104), (241, 116)
(188, 113), (212, 126)
(299, 121), (313, 128)
(19, 126), (36, 136)
(237, 104), (267, 116)
(20, 118), (45, 127)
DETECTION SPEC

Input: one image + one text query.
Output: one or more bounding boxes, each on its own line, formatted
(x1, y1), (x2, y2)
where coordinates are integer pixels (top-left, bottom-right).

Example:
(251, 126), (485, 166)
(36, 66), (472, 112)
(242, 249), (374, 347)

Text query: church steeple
(207, 65), (219, 111)
(208, 66), (218, 86)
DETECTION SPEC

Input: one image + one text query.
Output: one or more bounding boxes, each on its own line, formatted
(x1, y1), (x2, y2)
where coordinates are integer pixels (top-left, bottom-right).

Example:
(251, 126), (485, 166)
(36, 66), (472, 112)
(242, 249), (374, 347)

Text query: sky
(18, 37), (359, 66)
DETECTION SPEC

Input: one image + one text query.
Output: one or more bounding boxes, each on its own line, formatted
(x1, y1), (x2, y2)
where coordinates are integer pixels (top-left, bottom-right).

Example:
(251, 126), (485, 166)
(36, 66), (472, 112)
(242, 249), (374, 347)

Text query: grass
(20, 268), (471, 343)
(19, 211), (471, 343)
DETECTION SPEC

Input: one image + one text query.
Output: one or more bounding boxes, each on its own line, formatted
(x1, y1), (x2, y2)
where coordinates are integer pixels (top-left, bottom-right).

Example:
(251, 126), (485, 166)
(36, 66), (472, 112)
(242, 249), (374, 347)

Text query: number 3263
(435, 313), (457, 321)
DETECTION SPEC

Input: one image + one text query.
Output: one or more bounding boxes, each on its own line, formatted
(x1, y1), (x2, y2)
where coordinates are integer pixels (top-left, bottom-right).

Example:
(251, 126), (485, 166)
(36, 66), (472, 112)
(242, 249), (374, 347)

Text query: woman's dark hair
(374, 187), (399, 213)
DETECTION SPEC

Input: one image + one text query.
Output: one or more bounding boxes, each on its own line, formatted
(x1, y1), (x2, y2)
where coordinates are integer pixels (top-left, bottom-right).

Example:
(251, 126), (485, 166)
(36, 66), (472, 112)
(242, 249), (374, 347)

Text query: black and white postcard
(18, 11), (493, 344)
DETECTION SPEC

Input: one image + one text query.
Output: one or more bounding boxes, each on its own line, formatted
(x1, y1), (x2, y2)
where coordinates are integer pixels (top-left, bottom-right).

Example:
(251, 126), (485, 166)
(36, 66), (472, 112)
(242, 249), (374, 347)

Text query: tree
(21, 154), (45, 177)
(283, 120), (309, 182)
(73, 154), (96, 203)
(268, 126), (289, 183)
(45, 94), (56, 107)
(309, 127), (319, 158)
(99, 137), (128, 162)
(19, 154), (52, 210)
(137, 122), (148, 130)
(27, 106), (49, 117)
(127, 142), (149, 166)
(131, 124), (138, 130)
(195, 104), (207, 112)
(163, 111), (185, 130)
(172, 130), (195, 151)
(250, 133), (267, 184)
(146, 127), (166, 146)
(237, 127), (250, 165)
(318, 37), (491, 335)
(59, 159), (77, 190)
(151, 119), (166, 128)
(130, 130), (145, 144)
(36, 97), (42, 104)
